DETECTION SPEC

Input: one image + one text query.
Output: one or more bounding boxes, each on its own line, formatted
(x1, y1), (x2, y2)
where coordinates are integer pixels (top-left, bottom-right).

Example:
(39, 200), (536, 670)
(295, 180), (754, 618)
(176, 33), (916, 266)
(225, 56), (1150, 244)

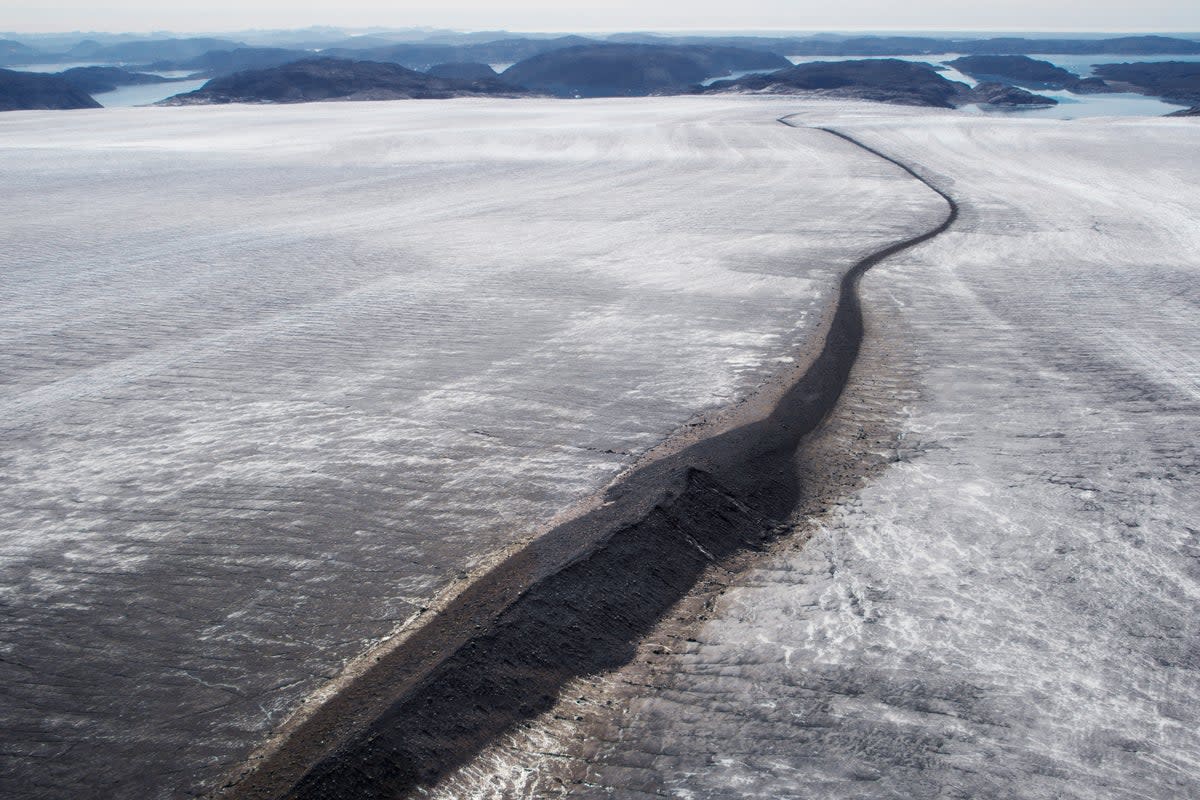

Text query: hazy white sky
(4, 0), (1198, 34)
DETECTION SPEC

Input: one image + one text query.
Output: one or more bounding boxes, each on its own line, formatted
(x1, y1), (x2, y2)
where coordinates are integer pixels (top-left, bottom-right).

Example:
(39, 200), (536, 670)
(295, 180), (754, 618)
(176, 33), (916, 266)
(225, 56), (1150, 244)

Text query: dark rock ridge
(160, 58), (532, 105)
(55, 66), (172, 94)
(425, 62), (499, 81)
(1166, 105), (1200, 116)
(947, 55), (1082, 88)
(500, 44), (790, 97)
(0, 68), (101, 111)
(704, 59), (1056, 108)
(1093, 61), (1200, 105)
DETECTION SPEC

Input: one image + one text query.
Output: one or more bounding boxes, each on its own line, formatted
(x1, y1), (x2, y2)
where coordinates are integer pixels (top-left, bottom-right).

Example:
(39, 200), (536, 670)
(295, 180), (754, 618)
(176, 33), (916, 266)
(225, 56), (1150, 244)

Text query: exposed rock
(0, 68), (101, 111)
(1167, 106), (1200, 116)
(160, 57), (533, 104)
(501, 44), (789, 97)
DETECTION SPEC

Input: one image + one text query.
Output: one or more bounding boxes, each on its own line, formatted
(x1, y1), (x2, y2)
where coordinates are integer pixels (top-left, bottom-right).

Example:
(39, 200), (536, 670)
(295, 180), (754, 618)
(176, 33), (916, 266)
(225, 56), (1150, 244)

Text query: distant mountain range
(2, 31), (1198, 113)
(3, 31), (1199, 69)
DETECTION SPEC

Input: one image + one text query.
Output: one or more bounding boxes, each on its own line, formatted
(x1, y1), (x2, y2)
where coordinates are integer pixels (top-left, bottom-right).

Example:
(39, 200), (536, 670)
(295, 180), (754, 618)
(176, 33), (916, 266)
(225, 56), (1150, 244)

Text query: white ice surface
(0, 97), (943, 798)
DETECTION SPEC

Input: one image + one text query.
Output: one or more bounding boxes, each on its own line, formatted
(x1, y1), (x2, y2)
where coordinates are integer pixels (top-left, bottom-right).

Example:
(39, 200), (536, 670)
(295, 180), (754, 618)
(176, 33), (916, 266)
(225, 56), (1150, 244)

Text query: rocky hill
(161, 57), (532, 104)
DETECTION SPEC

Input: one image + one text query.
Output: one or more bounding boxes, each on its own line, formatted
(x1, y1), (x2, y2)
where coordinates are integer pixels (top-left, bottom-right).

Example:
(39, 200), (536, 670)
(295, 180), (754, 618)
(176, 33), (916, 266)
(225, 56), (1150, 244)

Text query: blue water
(93, 79), (208, 107)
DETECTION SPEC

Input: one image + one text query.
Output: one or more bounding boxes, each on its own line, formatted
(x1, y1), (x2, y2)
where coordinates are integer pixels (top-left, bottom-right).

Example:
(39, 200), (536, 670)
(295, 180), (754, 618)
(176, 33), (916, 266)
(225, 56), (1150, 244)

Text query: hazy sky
(4, 0), (1198, 34)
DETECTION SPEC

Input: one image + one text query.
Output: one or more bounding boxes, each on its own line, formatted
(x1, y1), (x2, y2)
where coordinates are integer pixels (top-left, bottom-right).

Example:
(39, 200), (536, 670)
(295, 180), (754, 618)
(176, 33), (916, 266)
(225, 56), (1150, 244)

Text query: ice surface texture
(0, 98), (940, 799)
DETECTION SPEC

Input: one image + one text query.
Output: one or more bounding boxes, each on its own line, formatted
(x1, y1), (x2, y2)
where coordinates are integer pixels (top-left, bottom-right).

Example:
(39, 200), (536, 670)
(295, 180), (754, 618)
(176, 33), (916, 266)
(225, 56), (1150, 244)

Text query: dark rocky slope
(501, 44), (790, 97)
(161, 58), (532, 104)
(0, 68), (101, 111)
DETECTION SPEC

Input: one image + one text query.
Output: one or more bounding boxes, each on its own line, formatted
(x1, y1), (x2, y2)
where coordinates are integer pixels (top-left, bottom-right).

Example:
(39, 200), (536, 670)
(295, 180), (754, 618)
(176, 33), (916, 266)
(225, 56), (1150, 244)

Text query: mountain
(704, 59), (1055, 108)
(1093, 61), (1200, 105)
(501, 44), (790, 97)
(161, 57), (533, 104)
(154, 47), (312, 77)
(0, 68), (101, 110)
(321, 35), (599, 71)
(85, 37), (246, 63)
(56, 66), (172, 94)
(0, 39), (43, 66)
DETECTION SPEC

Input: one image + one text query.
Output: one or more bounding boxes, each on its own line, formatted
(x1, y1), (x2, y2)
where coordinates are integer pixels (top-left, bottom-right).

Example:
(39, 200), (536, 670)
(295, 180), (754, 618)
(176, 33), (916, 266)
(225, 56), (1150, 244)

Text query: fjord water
(0, 97), (945, 799)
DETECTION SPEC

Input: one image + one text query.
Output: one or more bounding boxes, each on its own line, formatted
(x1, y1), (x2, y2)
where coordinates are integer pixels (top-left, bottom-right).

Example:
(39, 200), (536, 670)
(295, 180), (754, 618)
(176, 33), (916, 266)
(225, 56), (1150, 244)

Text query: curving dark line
(218, 122), (958, 800)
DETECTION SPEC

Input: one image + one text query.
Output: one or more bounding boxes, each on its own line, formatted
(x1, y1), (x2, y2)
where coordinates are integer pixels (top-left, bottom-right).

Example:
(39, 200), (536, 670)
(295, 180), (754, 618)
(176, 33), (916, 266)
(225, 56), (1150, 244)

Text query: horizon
(2, 0), (1198, 37)
(5, 25), (1200, 39)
